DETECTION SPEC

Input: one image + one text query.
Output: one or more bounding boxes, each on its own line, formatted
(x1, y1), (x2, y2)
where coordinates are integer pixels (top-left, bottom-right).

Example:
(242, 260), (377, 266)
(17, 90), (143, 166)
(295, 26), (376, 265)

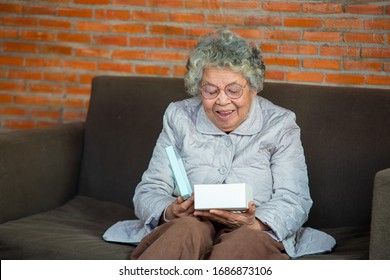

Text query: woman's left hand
(194, 201), (270, 231)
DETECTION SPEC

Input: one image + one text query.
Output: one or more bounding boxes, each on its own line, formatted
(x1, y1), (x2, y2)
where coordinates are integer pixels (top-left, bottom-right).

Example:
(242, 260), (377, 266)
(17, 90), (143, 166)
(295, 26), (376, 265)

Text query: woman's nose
(215, 90), (231, 105)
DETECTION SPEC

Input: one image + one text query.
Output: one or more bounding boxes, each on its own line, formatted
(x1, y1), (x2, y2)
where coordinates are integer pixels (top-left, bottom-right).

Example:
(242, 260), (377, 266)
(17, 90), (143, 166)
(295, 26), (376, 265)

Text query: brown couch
(1, 76), (389, 259)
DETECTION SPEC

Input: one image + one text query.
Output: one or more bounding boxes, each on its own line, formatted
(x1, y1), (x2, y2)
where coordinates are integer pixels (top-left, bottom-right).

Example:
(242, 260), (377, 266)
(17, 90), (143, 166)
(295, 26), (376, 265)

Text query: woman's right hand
(162, 194), (195, 222)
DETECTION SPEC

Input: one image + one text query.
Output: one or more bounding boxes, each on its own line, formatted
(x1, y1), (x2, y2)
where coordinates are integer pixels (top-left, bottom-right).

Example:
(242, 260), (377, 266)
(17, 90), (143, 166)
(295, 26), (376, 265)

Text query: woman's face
(200, 67), (256, 132)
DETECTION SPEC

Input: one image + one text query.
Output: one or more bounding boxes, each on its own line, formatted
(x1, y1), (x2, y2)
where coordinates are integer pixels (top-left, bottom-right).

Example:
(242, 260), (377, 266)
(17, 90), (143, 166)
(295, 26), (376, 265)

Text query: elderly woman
(130, 29), (335, 260)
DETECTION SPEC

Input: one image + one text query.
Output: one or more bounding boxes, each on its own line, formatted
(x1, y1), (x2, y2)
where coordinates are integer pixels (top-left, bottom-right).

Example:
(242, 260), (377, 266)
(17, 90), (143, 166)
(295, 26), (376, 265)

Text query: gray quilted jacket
(131, 95), (335, 258)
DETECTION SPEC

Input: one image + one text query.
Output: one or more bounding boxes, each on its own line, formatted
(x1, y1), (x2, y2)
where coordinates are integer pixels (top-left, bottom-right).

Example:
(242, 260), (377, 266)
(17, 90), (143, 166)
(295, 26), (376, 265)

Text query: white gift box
(194, 183), (253, 210)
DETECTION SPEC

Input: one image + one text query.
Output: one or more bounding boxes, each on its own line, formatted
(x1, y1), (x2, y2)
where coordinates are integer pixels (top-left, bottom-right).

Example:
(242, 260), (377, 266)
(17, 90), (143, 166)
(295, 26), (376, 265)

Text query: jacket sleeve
(257, 112), (313, 241)
(132, 102), (182, 233)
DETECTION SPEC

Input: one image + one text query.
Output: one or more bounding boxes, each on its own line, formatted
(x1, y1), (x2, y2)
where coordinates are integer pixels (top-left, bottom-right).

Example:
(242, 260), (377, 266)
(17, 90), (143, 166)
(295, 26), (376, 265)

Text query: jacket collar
(196, 96), (263, 136)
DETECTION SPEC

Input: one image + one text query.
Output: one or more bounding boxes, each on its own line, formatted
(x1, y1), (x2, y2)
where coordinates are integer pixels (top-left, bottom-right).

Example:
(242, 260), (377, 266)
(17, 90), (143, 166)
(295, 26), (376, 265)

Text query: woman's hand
(161, 194), (195, 223)
(194, 201), (270, 231)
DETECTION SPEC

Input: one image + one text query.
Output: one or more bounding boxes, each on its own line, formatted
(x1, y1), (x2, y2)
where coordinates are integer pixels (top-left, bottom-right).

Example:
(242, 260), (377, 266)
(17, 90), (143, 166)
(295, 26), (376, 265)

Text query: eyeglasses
(200, 82), (248, 99)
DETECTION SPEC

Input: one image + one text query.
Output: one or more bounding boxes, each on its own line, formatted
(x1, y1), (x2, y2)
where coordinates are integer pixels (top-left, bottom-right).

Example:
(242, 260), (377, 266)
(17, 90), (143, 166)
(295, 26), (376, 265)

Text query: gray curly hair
(184, 29), (266, 97)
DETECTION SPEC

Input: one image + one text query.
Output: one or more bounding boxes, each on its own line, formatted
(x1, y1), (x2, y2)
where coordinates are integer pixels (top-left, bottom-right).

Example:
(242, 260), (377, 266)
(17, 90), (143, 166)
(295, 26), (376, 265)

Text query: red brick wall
(0, 0), (389, 129)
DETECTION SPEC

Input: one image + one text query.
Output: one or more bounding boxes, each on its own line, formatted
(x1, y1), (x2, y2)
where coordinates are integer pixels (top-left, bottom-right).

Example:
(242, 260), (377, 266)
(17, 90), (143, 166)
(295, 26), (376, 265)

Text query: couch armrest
(369, 168), (390, 259)
(0, 122), (84, 224)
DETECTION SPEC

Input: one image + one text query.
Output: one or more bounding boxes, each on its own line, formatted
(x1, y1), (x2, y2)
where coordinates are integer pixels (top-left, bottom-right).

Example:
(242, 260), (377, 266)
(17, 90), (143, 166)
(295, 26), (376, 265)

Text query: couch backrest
(79, 76), (390, 228)
(78, 76), (187, 214)
(261, 83), (390, 228)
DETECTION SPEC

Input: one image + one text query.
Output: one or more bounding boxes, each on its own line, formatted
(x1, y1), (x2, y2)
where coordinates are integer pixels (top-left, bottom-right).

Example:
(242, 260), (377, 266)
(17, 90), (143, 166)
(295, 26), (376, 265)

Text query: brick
(345, 4), (384, 15)
(9, 70), (43, 80)
(364, 19), (390, 30)
(40, 19), (72, 29)
(0, 56), (24, 66)
(58, 33), (91, 43)
(185, 0), (222, 10)
(112, 24), (146, 33)
(63, 110), (87, 121)
(39, 45), (72, 56)
(245, 16), (282, 27)
(44, 72), (79, 83)
(150, 25), (185, 36)
(304, 32), (341, 42)
(284, 17), (322, 28)
(384, 62), (390, 72)
(58, 7), (93, 18)
(265, 70), (284, 81)
(0, 69), (7, 79)
(133, 11), (168, 22)
(224, 1), (260, 10)
(148, 51), (183, 62)
(149, 0), (184, 8)
(263, 30), (301, 41)
(74, 0), (110, 4)
(130, 37), (164, 48)
(344, 33), (384, 44)
(95, 9), (131, 21)
(22, 5), (56, 15)
(173, 65), (186, 76)
(3, 16), (39, 27)
(14, 95), (47, 106)
(186, 27), (214, 37)
(169, 13), (205, 24)
(232, 29), (262, 40)
(324, 18), (362, 29)
(75, 48), (111, 58)
(79, 74), (95, 85)
(0, 29), (19, 39)
(93, 35), (128, 46)
(302, 3), (342, 14)
(66, 86), (91, 96)
(166, 38), (197, 49)
(0, 3), (22, 13)
(303, 58), (340, 70)
(112, 0), (147, 5)
(30, 83), (64, 94)
(0, 94), (12, 103)
(286, 72), (324, 83)
(260, 43), (278, 53)
(64, 60), (97, 71)
(76, 48), (110, 58)
(263, 57), (299, 67)
(4, 42), (37, 53)
(320, 46), (360, 57)
(25, 58), (61, 67)
(262, 2), (300, 13)
(135, 65), (170, 76)
(326, 74), (364, 85)
(0, 107), (26, 116)
(98, 62), (133, 73)
(30, 109), (61, 120)
(344, 61), (382, 72)
(280, 44), (318, 55)
(76, 22), (110, 32)
(21, 30), (56, 41)
(208, 14), (245, 25)
(112, 50), (146, 60)
(366, 75), (390, 86)
(362, 48), (390, 58)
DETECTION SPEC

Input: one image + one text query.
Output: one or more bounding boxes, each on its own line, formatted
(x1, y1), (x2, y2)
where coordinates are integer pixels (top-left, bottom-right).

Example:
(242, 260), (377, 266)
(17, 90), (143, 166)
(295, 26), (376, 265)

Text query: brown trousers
(130, 216), (289, 260)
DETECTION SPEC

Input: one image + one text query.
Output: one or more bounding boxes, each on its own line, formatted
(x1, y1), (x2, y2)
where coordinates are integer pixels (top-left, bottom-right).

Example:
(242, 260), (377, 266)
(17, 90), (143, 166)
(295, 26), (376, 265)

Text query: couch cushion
(300, 226), (369, 260)
(0, 196), (136, 260)
(0, 194), (369, 260)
